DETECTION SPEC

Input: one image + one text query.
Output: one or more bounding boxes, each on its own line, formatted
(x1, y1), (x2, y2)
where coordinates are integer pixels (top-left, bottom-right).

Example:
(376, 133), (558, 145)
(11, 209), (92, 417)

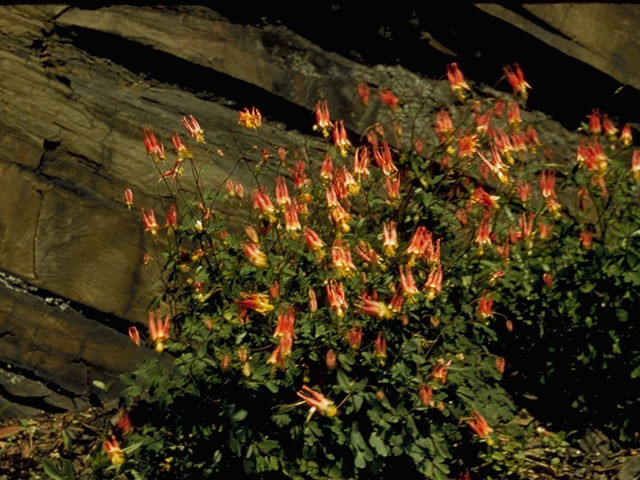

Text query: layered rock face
(0, 4), (637, 417)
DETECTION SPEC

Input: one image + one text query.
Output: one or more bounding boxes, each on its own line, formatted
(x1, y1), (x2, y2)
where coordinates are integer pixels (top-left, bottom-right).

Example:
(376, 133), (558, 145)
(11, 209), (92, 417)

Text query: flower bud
(220, 352), (232, 372)
(325, 349), (337, 369)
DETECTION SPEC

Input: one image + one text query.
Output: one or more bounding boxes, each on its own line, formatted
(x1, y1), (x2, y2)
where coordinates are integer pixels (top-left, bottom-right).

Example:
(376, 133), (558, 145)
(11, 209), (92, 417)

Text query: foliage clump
(93, 63), (640, 480)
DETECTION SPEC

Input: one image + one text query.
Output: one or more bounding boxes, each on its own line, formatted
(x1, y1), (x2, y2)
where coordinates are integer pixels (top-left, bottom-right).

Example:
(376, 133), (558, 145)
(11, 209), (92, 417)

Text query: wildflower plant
(94, 63), (640, 479)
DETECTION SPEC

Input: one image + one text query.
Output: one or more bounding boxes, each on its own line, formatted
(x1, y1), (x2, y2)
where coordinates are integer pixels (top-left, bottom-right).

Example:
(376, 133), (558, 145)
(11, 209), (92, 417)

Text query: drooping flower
(516, 181), (531, 203)
(539, 170), (556, 199)
(353, 146), (370, 180)
(124, 189), (134, 209)
(284, 203), (301, 234)
(419, 385), (433, 407)
(374, 331), (387, 365)
(182, 114), (205, 143)
(405, 226), (433, 265)
(148, 311), (171, 353)
(446, 62), (471, 100)
(104, 435), (124, 466)
(308, 287), (318, 313)
(296, 385), (338, 418)
(171, 131), (191, 162)
(458, 134), (479, 159)
(346, 324), (363, 351)
(357, 295), (392, 320)
(333, 120), (351, 157)
(358, 82), (370, 106)
(275, 176), (291, 208)
(252, 187), (276, 222)
(468, 410), (493, 441)
(164, 203), (178, 230)
(602, 113), (618, 140)
(580, 229), (593, 249)
(291, 160), (309, 189)
(379, 89), (400, 110)
(142, 127), (165, 161)
(128, 326), (140, 347)
(507, 101), (522, 130)
(331, 239), (357, 278)
(273, 307), (295, 339)
(587, 109), (601, 135)
(432, 358), (452, 384)
(320, 153), (333, 181)
(244, 242), (268, 268)
(399, 264), (419, 302)
(141, 208), (159, 235)
(373, 141), (398, 176)
(313, 100), (333, 137)
(238, 107), (262, 129)
(425, 267), (443, 300)
(237, 292), (275, 315)
(503, 63), (531, 100)
(303, 227), (326, 259)
(382, 221), (398, 257)
(631, 149), (640, 181)
(474, 211), (492, 250)
(435, 110), (455, 143)
(477, 293), (494, 319)
(620, 124), (633, 146)
(385, 175), (401, 201)
(326, 280), (347, 317)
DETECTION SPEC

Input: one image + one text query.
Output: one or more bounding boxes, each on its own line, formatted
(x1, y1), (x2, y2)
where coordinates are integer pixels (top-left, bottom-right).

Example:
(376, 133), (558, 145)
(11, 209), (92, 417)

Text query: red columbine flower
(631, 149), (640, 181)
(268, 333), (293, 370)
(275, 176), (291, 208)
(273, 307), (295, 339)
(235, 183), (244, 198)
(269, 281), (280, 301)
(237, 292), (275, 315)
(405, 226), (432, 265)
(468, 410), (493, 441)
(252, 187), (276, 222)
(474, 212), (492, 251)
(182, 114), (205, 143)
(516, 181), (531, 203)
(432, 358), (451, 384)
(539, 170), (556, 199)
(503, 63), (531, 100)
(353, 146), (370, 180)
(124, 189), (134, 209)
(518, 213), (535, 241)
(116, 409), (133, 434)
(333, 120), (351, 157)
(148, 311), (170, 353)
(171, 131), (191, 162)
(621, 124), (633, 146)
(525, 125), (541, 151)
(385, 175), (401, 201)
(357, 295), (392, 320)
(142, 127), (165, 161)
(602, 113), (618, 140)
(104, 435), (124, 465)
(379, 89), (400, 110)
(425, 267), (443, 300)
(313, 100), (333, 137)
(330, 203), (351, 233)
(458, 134), (478, 159)
(291, 160), (309, 189)
(297, 385), (338, 418)
(435, 110), (455, 143)
(354, 241), (381, 266)
(399, 265), (419, 302)
(128, 326), (140, 347)
(373, 141), (398, 176)
(238, 107), (262, 129)
(331, 239), (357, 278)
(358, 82), (370, 106)
(141, 208), (159, 235)
(320, 153), (333, 181)
(419, 385), (433, 407)
(382, 221), (398, 257)
(507, 101), (522, 130)
(245, 226), (259, 243)
(374, 331), (387, 365)
(543, 272), (553, 289)
(587, 109), (601, 135)
(538, 222), (553, 240)
(477, 293), (494, 319)
(164, 203), (178, 229)
(308, 287), (318, 313)
(244, 242), (268, 268)
(511, 131), (527, 153)
(284, 203), (301, 234)
(346, 325), (363, 351)
(303, 227), (326, 259)
(446, 62), (471, 100)
(580, 229), (593, 249)
(327, 280), (347, 317)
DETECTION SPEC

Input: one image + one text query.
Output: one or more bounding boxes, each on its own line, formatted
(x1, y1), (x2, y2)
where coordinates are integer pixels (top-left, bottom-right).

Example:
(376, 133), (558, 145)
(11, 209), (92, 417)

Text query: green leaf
(232, 409), (248, 421)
